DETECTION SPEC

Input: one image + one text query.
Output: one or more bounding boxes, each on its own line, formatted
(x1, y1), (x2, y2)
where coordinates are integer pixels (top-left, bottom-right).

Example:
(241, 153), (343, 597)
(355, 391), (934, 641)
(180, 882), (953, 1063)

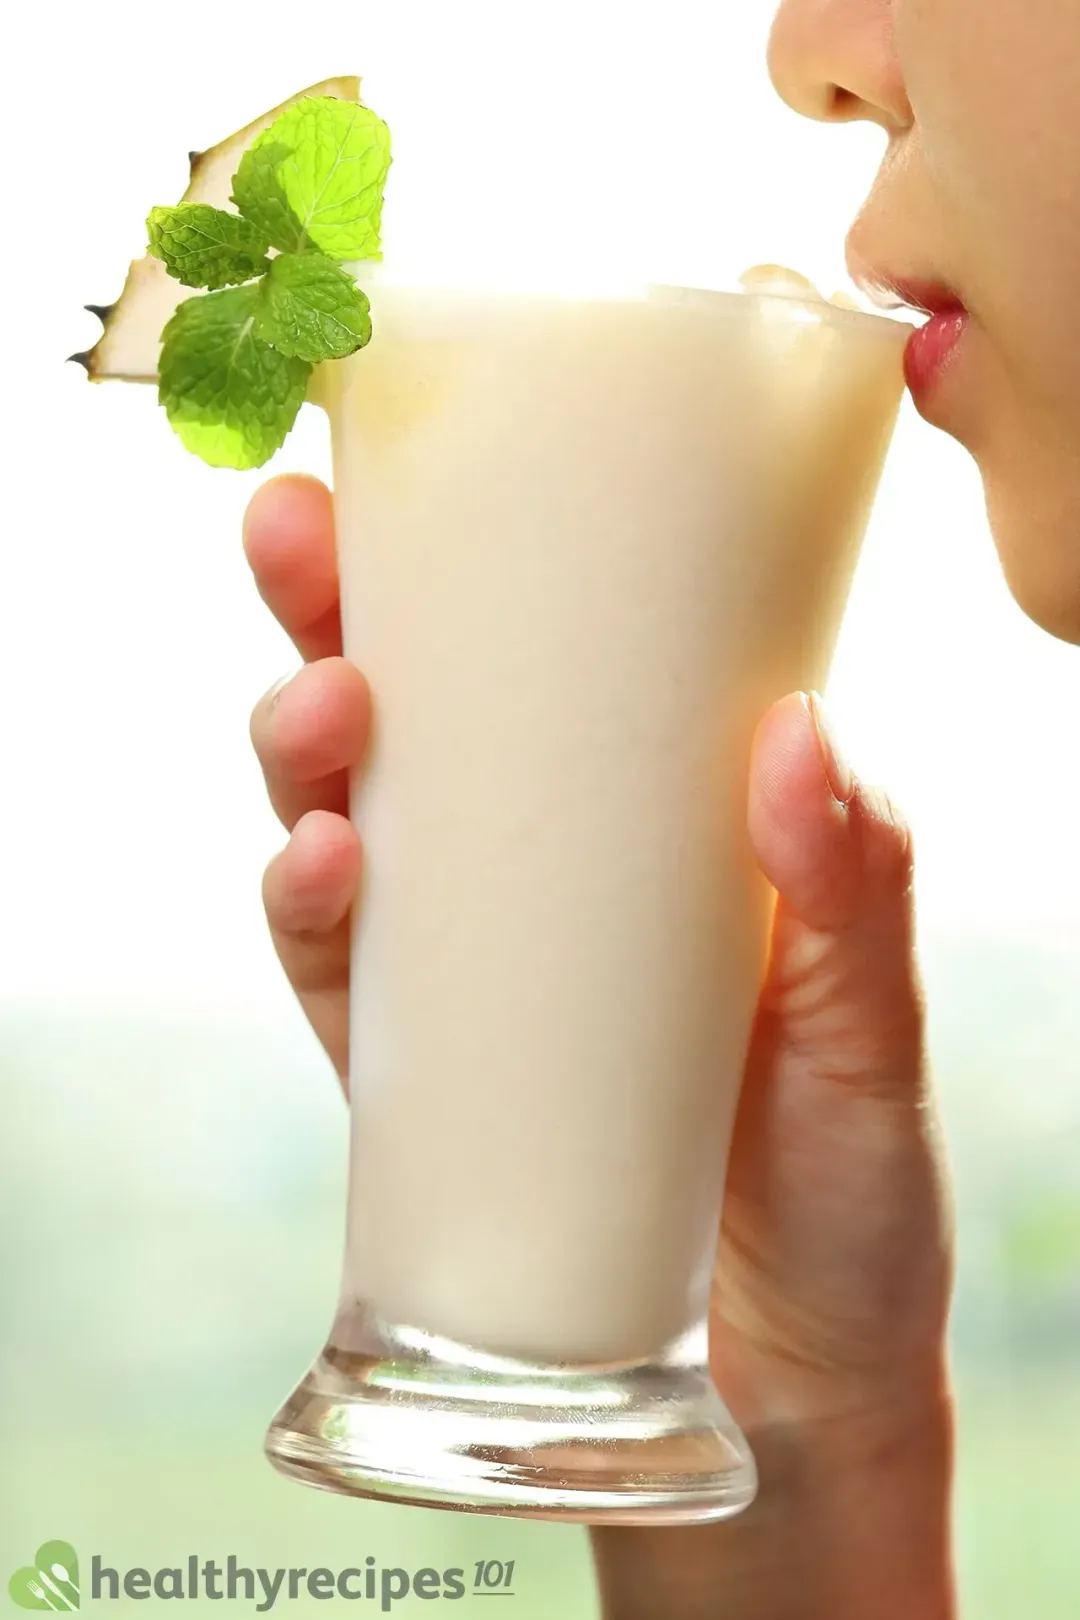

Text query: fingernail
(808, 692), (855, 806)
(268, 671), (296, 710)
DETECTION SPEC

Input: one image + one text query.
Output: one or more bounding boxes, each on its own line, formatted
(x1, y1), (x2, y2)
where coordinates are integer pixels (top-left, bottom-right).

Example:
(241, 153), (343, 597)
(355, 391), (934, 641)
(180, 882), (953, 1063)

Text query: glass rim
(347, 267), (913, 344)
(646, 281), (914, 342)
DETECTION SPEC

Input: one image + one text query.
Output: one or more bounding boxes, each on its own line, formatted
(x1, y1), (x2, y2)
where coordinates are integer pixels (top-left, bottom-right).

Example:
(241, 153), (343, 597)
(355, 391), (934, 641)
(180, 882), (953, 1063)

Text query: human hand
(244, 475), (364, 1085)
(244, 474), (955, 1620)
(595, 700), (955, 1620)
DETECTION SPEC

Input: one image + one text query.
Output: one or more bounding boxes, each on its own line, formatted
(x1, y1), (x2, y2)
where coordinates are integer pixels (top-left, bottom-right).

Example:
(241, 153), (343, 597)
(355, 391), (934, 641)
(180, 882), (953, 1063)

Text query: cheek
(899, 0), (1080, 412)
(898, 0), (1080, 640)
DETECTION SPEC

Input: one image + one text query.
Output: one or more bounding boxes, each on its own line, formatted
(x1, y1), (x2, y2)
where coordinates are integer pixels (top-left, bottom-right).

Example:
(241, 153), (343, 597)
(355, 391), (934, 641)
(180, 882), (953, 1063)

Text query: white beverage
(321, 281), (907, 1366)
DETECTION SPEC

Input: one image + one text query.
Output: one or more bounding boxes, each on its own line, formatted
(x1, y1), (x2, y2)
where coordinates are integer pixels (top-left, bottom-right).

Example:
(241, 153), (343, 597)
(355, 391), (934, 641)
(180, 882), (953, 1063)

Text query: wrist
(590, 1373), (956, 1620)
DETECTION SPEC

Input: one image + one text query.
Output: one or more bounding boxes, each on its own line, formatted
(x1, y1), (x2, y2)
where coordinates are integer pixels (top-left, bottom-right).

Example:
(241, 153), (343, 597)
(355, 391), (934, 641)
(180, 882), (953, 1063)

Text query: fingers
(250, 657), (371, 831)
(748, 692), (924, 1081)
(263, 809), (361, 1084)
(244, 474), (359, 1086)
(243, 475), (342, 662)
(749, 692), (913, 931)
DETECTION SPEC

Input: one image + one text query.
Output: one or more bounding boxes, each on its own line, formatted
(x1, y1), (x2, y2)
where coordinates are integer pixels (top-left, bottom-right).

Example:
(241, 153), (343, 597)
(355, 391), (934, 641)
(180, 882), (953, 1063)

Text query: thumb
(747, 692), (924, 1082)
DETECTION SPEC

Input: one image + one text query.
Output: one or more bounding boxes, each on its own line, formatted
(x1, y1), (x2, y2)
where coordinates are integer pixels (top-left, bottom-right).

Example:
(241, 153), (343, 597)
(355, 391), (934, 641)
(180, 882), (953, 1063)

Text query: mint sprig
(150, 95), (391, 470)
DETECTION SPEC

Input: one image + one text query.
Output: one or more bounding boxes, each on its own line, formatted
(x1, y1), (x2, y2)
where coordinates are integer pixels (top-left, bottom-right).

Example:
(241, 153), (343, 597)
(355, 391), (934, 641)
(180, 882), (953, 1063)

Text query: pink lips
(903, 306), (969, 399)
(848, 264), (970, 402)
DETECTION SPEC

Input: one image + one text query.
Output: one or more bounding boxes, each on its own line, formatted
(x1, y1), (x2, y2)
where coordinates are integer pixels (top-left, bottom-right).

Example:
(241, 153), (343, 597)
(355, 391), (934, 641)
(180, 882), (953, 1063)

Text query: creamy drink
(264, 276), (908, 1521)
(325, 279), (902, 1360)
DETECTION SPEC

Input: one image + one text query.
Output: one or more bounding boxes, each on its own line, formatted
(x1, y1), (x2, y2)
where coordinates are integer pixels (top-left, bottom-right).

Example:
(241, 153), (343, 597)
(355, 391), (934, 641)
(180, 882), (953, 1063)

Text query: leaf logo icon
(8, 1544), (79, 1611)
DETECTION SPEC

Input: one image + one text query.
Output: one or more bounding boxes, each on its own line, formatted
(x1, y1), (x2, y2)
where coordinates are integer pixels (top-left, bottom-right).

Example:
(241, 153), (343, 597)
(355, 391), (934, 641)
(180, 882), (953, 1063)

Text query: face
(768, 0), (1080, 643)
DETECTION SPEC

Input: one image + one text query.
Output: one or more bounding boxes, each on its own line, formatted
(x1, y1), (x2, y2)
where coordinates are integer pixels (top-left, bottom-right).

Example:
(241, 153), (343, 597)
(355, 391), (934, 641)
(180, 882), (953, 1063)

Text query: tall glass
(266, 280), (908, 1523)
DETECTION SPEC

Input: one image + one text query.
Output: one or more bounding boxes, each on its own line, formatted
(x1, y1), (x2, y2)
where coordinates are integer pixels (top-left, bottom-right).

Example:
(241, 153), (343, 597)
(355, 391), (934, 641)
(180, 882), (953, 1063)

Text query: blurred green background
(3, 926), (1079, 1614)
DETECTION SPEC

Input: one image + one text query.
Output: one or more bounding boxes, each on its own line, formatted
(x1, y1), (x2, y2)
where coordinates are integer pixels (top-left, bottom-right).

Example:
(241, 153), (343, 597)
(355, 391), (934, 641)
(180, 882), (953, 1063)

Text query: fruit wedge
(74, 76), (362, 384)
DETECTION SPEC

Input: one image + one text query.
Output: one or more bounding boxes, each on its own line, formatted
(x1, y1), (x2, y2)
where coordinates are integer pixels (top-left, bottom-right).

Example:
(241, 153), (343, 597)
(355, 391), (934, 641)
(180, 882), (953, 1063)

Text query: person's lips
(847, 263), (970, 402)
(902, 305), (969, 400)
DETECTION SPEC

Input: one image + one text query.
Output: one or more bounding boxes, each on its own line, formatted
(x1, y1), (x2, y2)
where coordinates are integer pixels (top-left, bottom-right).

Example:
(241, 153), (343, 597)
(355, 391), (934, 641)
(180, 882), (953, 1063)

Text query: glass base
(265, 1313), (757, 1525)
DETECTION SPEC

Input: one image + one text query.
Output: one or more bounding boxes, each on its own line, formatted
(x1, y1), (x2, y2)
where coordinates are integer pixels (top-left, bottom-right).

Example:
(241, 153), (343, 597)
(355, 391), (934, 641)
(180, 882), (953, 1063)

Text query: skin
(240, 2), (1080, 1611)
(768, 0), (1080, 642)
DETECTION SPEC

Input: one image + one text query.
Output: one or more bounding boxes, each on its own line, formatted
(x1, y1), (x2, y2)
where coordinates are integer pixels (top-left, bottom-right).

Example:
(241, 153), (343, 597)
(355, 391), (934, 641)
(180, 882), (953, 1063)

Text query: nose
(767, 0), (912, 131)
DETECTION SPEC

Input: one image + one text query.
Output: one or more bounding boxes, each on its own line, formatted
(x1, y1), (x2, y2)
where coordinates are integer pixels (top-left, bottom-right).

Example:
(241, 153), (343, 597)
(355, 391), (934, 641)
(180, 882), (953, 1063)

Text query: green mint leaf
(147, 204), (271, 289)
(229, 142), (306, 254)
(158, 286), (311, 469)
(231, 97), (391, 259)
(255, 251), (372, 362)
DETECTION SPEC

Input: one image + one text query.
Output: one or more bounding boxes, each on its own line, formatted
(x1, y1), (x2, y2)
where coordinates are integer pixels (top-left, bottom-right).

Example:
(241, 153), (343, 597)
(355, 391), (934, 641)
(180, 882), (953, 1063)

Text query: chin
(983, 474), (1080, 646)
(942, 346), (1080, 644)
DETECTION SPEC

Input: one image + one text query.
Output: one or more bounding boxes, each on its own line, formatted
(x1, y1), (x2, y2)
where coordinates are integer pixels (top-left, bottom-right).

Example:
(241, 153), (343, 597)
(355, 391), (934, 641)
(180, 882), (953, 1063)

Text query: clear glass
(266, 281), (908, 1523)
